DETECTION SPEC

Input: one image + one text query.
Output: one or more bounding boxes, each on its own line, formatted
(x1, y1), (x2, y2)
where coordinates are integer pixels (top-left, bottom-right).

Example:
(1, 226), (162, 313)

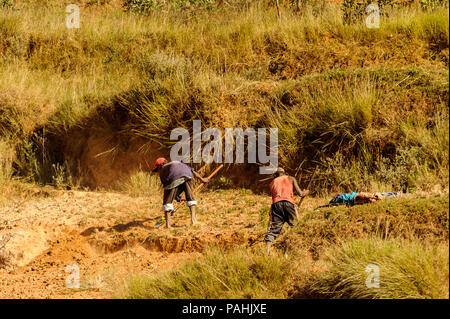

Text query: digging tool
(314, 203), (339, 210)
(193, 164), (224, 193)
(153, 164), (224, 228)
(297, 165), (318, 209)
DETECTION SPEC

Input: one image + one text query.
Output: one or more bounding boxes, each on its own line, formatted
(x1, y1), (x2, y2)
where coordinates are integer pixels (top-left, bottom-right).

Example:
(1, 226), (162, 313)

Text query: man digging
(152, 158), (210, 228)
(264, 167), (310, 254)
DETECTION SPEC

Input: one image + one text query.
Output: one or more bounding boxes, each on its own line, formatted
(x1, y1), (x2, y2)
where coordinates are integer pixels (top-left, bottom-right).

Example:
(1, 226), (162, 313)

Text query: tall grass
(121, 246), (295, 299)
(308, 238), (449, 299)
(0, 139), (13, 185)
(118, 170), (161, 197)
(0, 1), (448, 190)
(119, 237), (449, 299)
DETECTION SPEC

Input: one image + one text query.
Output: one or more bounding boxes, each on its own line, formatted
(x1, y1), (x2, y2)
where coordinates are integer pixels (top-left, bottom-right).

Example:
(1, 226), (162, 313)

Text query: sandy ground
(1, 187), (311, 299)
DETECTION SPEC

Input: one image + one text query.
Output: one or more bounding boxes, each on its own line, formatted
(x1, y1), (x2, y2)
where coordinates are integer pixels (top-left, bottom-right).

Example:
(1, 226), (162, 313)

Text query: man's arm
(289, 176), (310, 198)
(193, 170), (210, 184)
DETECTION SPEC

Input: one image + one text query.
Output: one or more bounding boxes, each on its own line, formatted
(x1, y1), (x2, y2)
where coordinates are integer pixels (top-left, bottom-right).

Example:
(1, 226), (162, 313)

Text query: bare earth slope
(0, 189), (275, 298)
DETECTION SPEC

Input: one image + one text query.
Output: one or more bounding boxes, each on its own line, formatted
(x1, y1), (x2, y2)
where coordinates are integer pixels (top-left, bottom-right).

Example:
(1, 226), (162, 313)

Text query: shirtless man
(152, 158), (209, 228)
(264, 167), (310, 254)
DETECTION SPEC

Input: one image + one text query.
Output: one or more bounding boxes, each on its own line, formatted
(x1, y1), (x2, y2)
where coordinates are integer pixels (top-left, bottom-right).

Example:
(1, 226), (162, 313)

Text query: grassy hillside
(0, 0), (448, 193)
(278, 196), (449, 256)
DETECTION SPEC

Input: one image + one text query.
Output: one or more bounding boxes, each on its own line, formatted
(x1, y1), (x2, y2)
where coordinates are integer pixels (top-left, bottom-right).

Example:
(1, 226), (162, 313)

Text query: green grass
(119, 236), (449, 299)
(279, 196), (449, 255)
(121, 246), (295, 299)
(306, 238), (449, 299)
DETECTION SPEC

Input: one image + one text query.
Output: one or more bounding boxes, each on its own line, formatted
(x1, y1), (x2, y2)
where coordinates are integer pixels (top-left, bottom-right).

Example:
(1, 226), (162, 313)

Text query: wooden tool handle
(298, 165), (318, 207)
(194, 164), (224, 193)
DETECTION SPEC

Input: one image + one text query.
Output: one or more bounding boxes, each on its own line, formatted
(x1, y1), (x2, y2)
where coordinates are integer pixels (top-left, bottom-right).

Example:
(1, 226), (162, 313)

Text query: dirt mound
(0, 229), (50, 270)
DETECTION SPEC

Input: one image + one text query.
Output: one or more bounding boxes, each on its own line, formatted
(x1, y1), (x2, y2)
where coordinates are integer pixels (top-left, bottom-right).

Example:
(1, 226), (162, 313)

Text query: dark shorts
(162, 179), (196, 211)
(264, 200), (297, 243)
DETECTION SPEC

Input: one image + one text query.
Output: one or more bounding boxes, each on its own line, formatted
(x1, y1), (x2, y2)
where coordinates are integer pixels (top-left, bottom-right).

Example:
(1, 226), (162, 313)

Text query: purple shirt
(159, 161), (194, 188)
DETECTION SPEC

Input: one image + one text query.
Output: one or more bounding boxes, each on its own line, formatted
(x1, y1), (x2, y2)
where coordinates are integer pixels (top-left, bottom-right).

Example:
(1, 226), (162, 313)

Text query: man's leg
(283, 201), (298, 227)
(162, 188), (177, 228)
(183, 180), (198, 225)
(164, 210), (171, 228)
(265, 241), (273, 255)
(264, 203), (285, 254)
(189, 206), (197, 225)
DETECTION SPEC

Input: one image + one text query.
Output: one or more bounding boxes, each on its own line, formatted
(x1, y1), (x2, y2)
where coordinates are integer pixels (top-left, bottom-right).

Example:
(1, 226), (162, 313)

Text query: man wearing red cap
(152, 158), (209, 228)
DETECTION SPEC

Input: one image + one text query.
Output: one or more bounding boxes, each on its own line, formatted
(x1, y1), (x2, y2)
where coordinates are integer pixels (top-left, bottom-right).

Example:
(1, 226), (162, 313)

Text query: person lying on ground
(315, 191), (401, 209)
(264, 167), (310, 254)
(152, 158), (209, 228)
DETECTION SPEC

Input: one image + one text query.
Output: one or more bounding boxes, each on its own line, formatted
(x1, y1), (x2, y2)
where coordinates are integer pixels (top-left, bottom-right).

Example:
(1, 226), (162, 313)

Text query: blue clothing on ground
(381, 192), (398, 196)
(329, 191), (399, 207)
(335, 192), (358, 205)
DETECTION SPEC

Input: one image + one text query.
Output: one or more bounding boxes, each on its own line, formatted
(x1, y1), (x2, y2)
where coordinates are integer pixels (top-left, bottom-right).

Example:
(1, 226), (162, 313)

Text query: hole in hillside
(11, 101), (309, 193)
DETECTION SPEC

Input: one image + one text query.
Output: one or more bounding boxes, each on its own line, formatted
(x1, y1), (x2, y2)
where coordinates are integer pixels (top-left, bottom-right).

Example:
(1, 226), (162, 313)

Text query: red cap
(152, 158), (166, 172)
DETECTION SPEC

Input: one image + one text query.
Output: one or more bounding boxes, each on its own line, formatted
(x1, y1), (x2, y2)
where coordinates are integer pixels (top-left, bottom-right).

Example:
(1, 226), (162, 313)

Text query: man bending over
(152, 158), (209, 228)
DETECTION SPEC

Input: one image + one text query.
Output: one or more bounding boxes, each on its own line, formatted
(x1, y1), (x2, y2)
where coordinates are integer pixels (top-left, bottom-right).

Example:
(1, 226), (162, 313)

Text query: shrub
(119, 170), (161, 197)
(1, 2), (448, 191)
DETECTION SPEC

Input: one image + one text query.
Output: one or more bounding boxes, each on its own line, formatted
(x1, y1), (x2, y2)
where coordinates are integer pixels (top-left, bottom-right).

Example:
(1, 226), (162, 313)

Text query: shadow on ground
(80, 218), (159, 236)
